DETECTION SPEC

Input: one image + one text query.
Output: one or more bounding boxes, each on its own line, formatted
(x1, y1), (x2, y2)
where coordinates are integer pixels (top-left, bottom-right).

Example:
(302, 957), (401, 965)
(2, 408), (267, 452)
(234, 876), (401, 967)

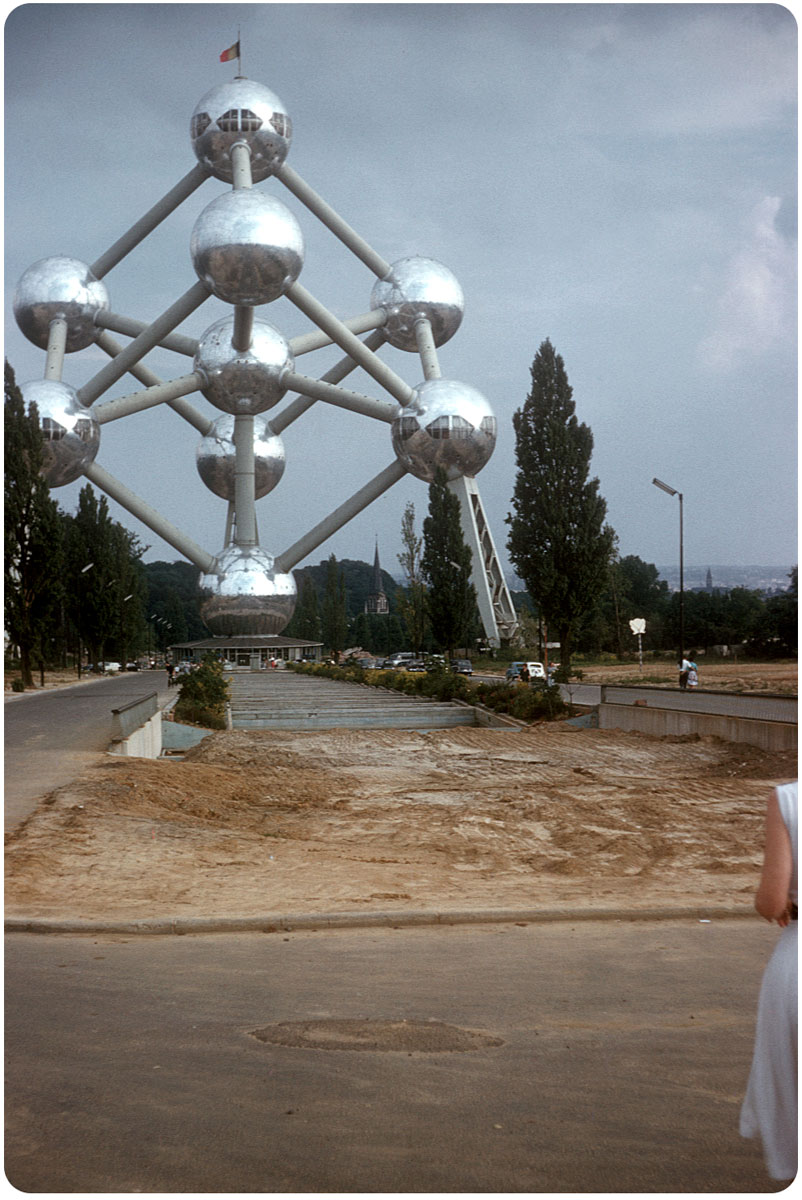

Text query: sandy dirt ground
(5, 717), (796, 922)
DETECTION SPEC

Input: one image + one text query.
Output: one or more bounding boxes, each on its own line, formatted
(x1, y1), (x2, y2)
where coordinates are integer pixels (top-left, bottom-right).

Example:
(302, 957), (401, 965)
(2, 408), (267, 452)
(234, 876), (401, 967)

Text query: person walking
(678, 655), (692, 689)
(740, 780), (798, 1182)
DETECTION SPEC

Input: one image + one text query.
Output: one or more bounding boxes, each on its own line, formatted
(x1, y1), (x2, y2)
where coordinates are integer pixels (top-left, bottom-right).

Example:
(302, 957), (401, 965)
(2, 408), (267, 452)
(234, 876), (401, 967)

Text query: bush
(173, 655), (230, 729)
(11, 678), (25, 693)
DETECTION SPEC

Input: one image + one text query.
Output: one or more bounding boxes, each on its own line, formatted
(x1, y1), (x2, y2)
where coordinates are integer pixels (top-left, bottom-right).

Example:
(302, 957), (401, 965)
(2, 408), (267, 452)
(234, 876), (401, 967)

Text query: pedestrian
(679, 655), (692, 689)
(740, 780), (798, 1182)
(519, 663), (530, 685)
(166, 662), (174, 686)
(687, 659), (699, 689)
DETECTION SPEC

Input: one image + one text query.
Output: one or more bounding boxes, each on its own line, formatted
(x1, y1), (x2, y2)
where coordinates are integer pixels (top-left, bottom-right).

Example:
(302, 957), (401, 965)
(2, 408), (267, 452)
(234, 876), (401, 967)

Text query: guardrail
(110, 692), (161, 757)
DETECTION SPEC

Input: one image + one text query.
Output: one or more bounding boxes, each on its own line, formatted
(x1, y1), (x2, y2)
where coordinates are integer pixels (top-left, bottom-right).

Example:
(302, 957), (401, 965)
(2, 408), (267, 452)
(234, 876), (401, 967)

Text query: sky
(4, 2), (797, 588)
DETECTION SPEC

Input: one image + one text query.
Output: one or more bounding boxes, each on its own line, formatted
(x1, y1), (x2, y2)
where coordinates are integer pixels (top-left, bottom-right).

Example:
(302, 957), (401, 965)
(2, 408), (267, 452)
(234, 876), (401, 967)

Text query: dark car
(451, 659), (473, 675)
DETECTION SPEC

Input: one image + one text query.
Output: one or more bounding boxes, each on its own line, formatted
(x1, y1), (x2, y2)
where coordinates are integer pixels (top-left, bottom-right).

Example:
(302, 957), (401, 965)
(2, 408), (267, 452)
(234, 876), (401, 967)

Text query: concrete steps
(226, 670), (478, 731)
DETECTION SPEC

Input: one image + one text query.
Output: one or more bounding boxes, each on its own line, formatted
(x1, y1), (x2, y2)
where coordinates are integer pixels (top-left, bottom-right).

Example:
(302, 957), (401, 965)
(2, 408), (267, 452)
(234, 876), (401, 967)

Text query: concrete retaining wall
(109, 709), (163, 758)
(599, 703), (796, 752)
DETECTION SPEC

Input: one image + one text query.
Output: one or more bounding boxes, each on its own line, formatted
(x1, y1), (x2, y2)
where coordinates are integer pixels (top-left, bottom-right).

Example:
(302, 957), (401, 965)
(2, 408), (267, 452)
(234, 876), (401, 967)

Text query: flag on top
(220, 40), (239, 63)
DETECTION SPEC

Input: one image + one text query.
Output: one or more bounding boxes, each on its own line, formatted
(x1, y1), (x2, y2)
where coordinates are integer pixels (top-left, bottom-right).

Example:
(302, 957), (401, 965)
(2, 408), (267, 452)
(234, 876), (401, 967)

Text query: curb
(4, 904), (755, 936)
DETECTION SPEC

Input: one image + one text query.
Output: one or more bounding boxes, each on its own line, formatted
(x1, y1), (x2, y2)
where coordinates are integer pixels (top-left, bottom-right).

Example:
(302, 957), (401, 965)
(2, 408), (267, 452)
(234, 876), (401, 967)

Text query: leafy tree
(174, 654), (230, 729)
(506, 338), (616, 676)
(396, 501), (427, 654)
(4, 362), (64, 687)
(321, 554), (348, 660)
(421, 468), (477, 658)
(287, 574), (321, 642)
(62, 486), (119, 668)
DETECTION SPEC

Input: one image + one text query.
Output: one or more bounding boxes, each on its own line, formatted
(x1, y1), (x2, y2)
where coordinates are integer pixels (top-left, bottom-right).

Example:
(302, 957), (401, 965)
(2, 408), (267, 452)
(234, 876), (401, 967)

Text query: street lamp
(652, 477), (684, 664)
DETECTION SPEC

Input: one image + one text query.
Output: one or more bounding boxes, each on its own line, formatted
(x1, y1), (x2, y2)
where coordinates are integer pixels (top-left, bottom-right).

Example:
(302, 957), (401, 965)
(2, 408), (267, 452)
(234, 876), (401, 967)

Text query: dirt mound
(5, 725), (795, 921)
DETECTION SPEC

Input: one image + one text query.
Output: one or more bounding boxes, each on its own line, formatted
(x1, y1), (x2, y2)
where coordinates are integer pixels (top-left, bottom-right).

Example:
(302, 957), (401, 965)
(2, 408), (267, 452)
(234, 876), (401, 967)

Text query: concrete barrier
(598, 702), (796, 752)
(109, 692), (162, 758)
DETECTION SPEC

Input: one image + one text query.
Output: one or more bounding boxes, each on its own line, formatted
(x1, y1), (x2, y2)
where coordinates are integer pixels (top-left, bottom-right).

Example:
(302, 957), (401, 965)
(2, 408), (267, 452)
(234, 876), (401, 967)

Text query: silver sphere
(20, 379), (100, 487)
(371, 257), (464, 351)
(191, 189), (304, 305)
(194, 315), (294, 415)
(190, 79), (292, 183)
(199, 545), (297, 635)
(196, 413), (286, 500)
(14, 256), (109, 352)
(391, 378), (497, 482)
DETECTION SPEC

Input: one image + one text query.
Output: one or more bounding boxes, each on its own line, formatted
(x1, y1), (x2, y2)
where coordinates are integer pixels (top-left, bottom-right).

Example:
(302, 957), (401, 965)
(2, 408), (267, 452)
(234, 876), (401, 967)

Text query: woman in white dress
(740, 780), (798, 1181)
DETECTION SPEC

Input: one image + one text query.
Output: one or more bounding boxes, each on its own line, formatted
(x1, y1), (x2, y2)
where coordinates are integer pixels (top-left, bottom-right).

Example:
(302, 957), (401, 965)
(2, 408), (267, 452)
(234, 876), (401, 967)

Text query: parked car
(505, 661), (546, 682)
(405, 660), (427, 672)
(103, 662), (122, 674)
(451, 659), (473, 675)
(385, 652), (415, 668)
(125, 661), (139, 671)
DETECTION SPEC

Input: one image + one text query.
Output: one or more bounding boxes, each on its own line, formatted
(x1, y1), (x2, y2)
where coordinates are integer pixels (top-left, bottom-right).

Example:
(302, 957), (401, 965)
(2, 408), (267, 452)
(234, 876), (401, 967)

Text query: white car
(103, 662), (122, 674)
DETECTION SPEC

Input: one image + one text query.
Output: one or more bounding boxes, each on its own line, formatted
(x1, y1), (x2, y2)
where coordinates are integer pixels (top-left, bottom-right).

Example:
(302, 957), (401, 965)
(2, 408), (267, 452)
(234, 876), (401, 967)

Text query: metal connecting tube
(93, 373), (204, 425)
(90, 164), (210, 279)
(289, 309), (386, 357)
(233, 415), (257, 546)
(281, 372), (397, 423)
(94, 330), (212, 435)
(273, 329), (388, 434)
(44, 318), (68, 382)
(276, 163), (392, 279)
(230, 142), (253, 190)
(286, 282), (414, 407)
(78, 280), (211, 407)
(414, 317), (441, 380)
(93, 310), (199, 358)
(275, 459), (408, 574)
(82, 461), (217, 574)
(232, 306), (254, 353)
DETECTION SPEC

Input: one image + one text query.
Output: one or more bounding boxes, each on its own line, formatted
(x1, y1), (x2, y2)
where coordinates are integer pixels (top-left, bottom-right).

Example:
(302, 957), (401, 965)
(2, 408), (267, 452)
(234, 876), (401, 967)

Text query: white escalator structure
(449, 475), (519, 648)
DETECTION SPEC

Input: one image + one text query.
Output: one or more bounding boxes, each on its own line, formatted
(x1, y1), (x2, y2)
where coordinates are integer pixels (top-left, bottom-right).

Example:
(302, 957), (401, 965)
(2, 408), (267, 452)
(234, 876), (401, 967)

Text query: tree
(421, 468), (477, 658)
(289, 574), (321, 642)
(506, 338), (616, 676)
(4, 362), (65, 687)
(396, 501), (427, 654)
(321, 554), (348, 660)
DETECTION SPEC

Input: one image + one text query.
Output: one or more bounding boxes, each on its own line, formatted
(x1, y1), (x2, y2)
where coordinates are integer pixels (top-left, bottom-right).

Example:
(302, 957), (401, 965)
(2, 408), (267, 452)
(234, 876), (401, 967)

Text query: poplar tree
(397, 501), (427, 654)
(321, 554), (347, 661)
(421, 468), (476, 658)
(4, 362), (64, 687)
(507, 338), (616, 676)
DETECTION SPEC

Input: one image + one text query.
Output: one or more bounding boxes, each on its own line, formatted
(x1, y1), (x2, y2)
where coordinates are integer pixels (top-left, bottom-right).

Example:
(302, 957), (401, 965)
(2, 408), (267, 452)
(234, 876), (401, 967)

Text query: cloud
(697, 196), (796, 373)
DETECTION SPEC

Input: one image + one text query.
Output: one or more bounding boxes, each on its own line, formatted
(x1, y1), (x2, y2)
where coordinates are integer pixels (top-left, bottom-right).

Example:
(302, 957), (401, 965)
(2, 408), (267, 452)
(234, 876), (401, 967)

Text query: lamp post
(652, 477), (684, 667)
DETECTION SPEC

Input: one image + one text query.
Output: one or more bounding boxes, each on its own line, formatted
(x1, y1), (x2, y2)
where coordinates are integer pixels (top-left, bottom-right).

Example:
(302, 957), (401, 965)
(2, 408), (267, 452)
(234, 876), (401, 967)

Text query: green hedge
(174, 655), (230, 729)
(287, 661), (566, 723)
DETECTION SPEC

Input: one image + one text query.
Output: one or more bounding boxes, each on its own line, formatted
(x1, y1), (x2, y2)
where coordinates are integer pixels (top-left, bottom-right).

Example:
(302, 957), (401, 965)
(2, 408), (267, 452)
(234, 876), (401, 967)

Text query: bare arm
(755, 791), (794, 925)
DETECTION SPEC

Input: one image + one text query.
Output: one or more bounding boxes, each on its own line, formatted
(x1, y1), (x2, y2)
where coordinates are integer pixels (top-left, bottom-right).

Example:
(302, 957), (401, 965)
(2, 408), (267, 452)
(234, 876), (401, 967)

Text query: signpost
(629, 618), (646, 674)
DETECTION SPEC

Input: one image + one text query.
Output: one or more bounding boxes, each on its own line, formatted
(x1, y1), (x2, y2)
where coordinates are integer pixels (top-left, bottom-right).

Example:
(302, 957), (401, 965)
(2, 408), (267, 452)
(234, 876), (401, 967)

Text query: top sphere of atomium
(198, 544), (297, 636)
(391, 378), (497, 483)
(371, 257), (464, 352)
(14, 257), (109, 352)
(190, 79), (292, 183)
(20, 378), (100, 487)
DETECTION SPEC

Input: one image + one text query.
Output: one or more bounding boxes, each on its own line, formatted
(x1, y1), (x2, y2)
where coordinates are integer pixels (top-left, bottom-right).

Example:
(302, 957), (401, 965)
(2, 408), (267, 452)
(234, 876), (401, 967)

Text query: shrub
(173, 655), (230, 729)
(11, 678), (25, 693)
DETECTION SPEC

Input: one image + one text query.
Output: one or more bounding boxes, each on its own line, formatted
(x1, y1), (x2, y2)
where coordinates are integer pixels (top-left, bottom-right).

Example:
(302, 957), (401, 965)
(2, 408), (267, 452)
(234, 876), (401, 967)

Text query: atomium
(11, 68), (515, 646)
(20, 379), (100, 487)
(198, 544), (297, 636)
(197, 413), (285, 500)
(391, 378), (496, 482)
(190, 78), (293, 183)
(194, 315), (294, 414)
(14, 257), (109, 353)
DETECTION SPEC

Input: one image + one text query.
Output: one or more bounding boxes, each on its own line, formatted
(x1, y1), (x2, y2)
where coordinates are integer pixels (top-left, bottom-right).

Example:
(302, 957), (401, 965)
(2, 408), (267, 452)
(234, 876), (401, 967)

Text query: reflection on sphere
(14, 256), (109, 352)
(21, 378), (100, 487)
(191, 190), (304, 305)
(391, 378), (496, 482)
(196, 413), (286, 500)
(199, 544), (297, 636)
(190, 79), (292, 183)
(194, 315), (293, 414)
(371, 257), (463, 352)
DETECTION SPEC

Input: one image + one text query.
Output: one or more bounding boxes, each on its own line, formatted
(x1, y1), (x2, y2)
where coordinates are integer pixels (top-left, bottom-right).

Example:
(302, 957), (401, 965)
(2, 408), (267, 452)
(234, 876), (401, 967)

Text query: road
(5, 918), (778, 1193)
(4, 671), (170, 829)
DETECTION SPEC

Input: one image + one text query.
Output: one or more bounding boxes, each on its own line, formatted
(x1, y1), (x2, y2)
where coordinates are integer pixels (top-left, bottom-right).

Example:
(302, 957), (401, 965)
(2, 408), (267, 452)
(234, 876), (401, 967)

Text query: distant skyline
(4, 4), (797, 577)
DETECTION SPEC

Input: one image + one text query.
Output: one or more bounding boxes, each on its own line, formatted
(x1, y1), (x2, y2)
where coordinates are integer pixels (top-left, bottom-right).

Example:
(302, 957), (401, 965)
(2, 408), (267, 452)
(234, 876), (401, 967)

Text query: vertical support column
(44, 318), (68, 382)
(448, 475), (519, 648)
(230, 143), (254, 352)
(233, 415), (257, 547)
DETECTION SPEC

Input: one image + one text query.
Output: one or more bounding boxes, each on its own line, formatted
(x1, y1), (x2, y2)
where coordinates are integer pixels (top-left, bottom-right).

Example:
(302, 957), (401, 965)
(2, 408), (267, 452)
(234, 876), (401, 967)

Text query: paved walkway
(5, 919), (779, 1193)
